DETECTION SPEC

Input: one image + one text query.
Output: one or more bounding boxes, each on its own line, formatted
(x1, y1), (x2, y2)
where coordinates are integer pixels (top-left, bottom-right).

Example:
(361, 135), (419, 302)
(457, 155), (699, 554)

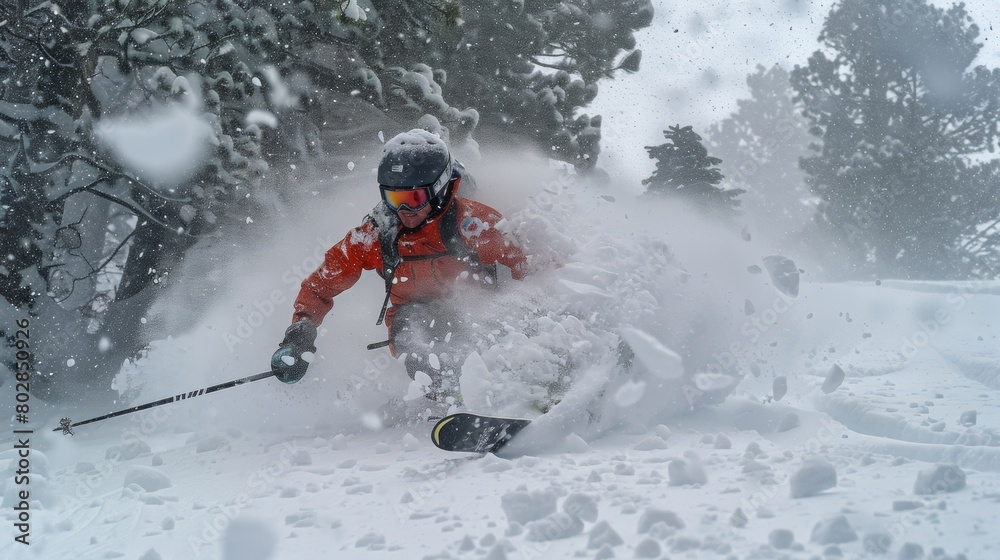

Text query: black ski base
(431, 412), (531, 454)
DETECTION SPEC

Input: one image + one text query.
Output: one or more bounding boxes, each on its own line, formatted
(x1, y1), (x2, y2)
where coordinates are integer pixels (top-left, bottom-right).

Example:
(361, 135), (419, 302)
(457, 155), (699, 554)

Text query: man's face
(397, 204), (433, 229)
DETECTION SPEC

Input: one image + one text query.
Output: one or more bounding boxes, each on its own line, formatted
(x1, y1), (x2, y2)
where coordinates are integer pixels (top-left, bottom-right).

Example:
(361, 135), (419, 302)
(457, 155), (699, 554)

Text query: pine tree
(643, 125), (744, 216)
(706, 65), (815, 245)
(791, 0), (1000, 279)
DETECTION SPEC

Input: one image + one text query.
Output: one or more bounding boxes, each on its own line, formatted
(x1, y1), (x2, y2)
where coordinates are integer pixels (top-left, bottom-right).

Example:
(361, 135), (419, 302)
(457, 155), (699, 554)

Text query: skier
(271, 129), (528, 405)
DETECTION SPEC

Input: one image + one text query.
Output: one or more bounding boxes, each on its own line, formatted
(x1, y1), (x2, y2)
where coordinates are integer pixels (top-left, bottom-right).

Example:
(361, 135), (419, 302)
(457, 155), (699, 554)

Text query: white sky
(593, 0), (1000, 189)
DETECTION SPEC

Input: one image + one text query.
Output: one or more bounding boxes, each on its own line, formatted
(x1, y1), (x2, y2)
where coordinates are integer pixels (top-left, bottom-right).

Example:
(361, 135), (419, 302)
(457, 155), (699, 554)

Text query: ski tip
(431, 415), (457, 447)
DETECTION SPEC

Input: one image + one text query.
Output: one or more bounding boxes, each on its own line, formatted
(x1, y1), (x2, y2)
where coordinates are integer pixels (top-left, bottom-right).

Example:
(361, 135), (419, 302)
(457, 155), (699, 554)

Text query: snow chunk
(863, 532), (893, 555)
(959, 410), (977, 426)
(790, 459), (837, 498)
(501, 488), (558, 525)
(668, 453), (707, 486)
(671, 536), (701, 552)
(762, 255), (799, 297)
(730, 508), (749, 527)
(404, 371), (433, 401)
(562, 433), (590, 453)
(95, 105), (213, 188)
(355, 533), (385, 549)
(772, 376), (788, 401)
(741, 460), (770, 474)
(289, 450), (311, 466)
(822, 364), (846, 393)
(341, 0), (368, 21)
(692, 371), (739, 393)
(459, 352), (493, 410)
(613, 380), (646, 407)
(108, 440), (151, 461)
(124, 467), (172, 492)
(401, 433), (420, 452)
(222, 518), (277, 560)
(587, 520), (623, 549)
(898, 542), (925, 560)
(481, 454), (513, 473)
(810, 514), (858, 544)
(893, 500), (922, 511)
(637, 508), (685, 532)
(525, 512), (583, 541)
(562, 493), (598, 522)
(913, 464), (966, 495)
(634, 436), (668, 451)
(619, 327), (684, 379)
(485, 543), (510, 560)
(195, 435), (230, 453)
(769, 528), (794, 549)
(635, 538), (662, 558)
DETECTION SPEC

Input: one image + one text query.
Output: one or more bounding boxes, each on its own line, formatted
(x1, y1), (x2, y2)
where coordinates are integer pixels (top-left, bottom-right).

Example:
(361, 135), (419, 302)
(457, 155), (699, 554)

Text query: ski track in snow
(3, 182), (1000, 559)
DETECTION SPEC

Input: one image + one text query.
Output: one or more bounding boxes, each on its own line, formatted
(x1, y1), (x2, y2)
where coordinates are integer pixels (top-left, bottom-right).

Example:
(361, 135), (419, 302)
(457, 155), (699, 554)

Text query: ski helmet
(378, 129), (454, 210)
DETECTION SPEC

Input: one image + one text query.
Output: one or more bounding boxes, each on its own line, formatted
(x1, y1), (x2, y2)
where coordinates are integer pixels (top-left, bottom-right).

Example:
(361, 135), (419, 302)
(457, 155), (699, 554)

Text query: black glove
(271, 319), (318, 384)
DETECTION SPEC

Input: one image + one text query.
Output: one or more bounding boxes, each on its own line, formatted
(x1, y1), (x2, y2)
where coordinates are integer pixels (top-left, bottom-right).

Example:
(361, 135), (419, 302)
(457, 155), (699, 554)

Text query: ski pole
(53, 369), (277, 436)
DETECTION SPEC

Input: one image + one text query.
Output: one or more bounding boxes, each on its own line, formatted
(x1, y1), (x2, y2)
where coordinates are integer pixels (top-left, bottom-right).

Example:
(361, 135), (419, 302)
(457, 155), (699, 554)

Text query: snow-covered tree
(791, 0), (1000, 279)
(643, 125), (744, 217)
(706, 65), (814, 246)
(955, 163), (1000, 277)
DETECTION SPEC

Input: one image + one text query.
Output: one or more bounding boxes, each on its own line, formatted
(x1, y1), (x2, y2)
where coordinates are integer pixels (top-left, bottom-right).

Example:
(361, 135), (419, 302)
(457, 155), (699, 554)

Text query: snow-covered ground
(3, 164), (1000, 560)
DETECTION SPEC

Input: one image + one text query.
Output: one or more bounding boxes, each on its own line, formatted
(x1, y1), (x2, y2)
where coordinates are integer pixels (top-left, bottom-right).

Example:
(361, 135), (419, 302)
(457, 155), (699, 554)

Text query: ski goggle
(380, 185), (433, 211)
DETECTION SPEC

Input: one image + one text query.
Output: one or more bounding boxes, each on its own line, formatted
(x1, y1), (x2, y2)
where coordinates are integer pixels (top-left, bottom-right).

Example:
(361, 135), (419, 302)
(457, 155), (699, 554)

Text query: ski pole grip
(367, 340), (391, 350)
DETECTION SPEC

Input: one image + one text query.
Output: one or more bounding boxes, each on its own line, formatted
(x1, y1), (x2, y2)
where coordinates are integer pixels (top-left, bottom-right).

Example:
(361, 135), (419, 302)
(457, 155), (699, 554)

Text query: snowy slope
(3, 168), (1000, 560)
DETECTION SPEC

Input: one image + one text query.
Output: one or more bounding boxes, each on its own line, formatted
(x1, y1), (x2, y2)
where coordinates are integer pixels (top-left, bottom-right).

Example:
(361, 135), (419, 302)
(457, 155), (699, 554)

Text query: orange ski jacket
(292, 178), (527, 334)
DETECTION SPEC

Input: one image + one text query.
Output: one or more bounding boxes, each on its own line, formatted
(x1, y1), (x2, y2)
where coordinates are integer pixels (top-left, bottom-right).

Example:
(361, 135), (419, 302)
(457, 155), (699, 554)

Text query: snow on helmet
(378, 129), (454, 198)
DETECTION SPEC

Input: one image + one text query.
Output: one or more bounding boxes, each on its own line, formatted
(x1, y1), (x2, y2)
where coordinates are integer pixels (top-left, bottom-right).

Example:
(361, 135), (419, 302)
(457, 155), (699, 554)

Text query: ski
(431, 412), (531, 454)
